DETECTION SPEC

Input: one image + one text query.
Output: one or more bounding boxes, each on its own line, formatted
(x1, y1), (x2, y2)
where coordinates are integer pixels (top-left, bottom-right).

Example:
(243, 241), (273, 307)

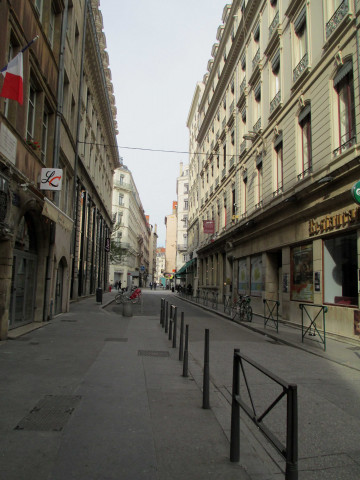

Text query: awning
(175, 258), (196, 277)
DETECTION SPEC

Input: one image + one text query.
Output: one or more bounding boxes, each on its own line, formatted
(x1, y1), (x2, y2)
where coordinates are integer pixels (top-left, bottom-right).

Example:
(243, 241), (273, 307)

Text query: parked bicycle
(115, 288), (142, 304)
(232, 294), (252, 322)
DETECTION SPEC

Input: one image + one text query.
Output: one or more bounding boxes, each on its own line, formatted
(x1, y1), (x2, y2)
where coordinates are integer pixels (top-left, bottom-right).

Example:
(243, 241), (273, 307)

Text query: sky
(99, 0), (228, 246)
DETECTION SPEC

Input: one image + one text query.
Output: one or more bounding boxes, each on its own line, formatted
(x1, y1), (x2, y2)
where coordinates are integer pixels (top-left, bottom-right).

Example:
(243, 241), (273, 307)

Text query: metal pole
(179, 312), (184, 361)
(285, 384), (298, 480)
(168, 320), (173, 341)
(182, 324), (189, 377)
(160, 298), (164, 326)
(230, 349), (240, 462)
(172, 306), (177, 348)
(165, 301), (169, 333)
(202, 329), (210, 409)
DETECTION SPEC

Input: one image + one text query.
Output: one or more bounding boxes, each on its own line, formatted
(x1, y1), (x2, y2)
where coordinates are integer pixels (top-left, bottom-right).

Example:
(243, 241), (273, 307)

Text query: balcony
(270, 90), (281, 114)
(229, 156), (235, 170)
(252, 48), (260, 71)
(297, 165), (312, 181)
(177, 243), (188, 251)
(293, 52), (308, 83)
(333, 132), (356, 157)
(326, 0), (349, 40)
(239, 77), (246, 97)
(253, 117), (261, 133)
(269, 11), (279, 39)
(240, 139), (247, 156)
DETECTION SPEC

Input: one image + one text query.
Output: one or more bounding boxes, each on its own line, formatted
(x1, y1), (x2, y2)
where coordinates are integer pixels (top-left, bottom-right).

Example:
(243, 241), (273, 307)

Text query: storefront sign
(309, 208), (360, 236)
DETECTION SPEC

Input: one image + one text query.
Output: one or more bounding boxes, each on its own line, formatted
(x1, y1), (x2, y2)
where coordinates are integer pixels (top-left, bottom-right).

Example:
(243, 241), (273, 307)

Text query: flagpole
(1, 35), (39, 72)
(21, 35), (39, 53)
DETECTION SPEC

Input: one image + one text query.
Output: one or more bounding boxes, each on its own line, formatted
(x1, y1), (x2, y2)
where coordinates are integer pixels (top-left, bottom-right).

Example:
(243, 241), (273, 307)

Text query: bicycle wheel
(245, 305), (252, 322)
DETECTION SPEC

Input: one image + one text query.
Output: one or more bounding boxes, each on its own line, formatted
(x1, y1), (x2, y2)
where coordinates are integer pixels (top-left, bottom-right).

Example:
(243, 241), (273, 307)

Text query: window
(26, 84), (36, 140)
(298, 104), (312, 178)
(223, 197), (227, 227)
(241, 172), (247, 216)
(270, 51), (281, 113)
(254, 83), (261, 130)
(291, 244), (313, 302)
(334, 62), (355, 156)
(232, 187), (236, 217)
(49, 4), (55, 47)
(326, 0), (348, 39)
(184, 183), (189, 193)
(35, 0), (43, 19)
(274, 134), (283, 195)
(184, 200), (188, 210)
(256, 155), (263, 207)
(293, 6), (308, 82)
(118, 194), (124, 205)
(223, 144), (226, 168)
(119, 174), (124, 185)
(324, 233), (358, 306)
(41, 106), (49, 163)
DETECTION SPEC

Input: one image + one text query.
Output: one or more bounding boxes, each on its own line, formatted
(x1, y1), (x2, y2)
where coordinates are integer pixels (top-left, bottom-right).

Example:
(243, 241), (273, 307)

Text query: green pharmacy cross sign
(351, 181), (360, 205)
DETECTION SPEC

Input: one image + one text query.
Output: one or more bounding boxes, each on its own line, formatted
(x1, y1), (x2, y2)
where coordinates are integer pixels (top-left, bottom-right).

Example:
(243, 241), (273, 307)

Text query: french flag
(0, 52), (23, 105)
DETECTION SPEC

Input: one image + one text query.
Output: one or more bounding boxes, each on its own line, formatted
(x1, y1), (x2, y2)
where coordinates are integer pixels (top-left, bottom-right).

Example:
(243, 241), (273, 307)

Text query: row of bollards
(160, 298), (209, 408)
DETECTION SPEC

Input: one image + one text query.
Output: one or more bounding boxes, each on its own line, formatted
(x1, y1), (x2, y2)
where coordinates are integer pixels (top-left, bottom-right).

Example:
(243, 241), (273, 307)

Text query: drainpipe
(43, 0), (68, 322)
(71, 0), (88, 298)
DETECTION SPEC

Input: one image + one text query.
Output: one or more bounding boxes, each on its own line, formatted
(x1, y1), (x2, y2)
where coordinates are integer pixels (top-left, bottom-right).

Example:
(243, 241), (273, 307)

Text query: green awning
(175, 258), (196, 277)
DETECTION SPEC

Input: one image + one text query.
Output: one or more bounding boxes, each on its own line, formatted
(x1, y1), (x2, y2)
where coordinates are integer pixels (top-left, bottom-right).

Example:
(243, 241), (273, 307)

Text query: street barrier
(172, 306), (177, 348)
(263, 299), (280, 332)
(299, 303), (327, 351)
(230, 349), (298, 480)
(165, 301), (169, 333)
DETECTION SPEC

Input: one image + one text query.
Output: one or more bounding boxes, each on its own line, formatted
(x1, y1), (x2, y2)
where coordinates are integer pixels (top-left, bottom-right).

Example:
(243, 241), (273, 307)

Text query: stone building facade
(0, 0), (119, 339)
(188, 0), (360, 341)
(110, 164), (152, 288)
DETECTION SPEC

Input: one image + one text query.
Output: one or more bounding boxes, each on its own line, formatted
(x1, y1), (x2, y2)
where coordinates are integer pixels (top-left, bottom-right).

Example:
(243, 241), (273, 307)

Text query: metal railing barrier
(230, 349), (298, 480)
(223, 294), (232, 315)
(263, 299), (280, 332)
(299, 303), (327, 351)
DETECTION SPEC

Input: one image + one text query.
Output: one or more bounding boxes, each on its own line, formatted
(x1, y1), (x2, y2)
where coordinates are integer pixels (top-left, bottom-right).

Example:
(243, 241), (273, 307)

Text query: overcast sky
(100, 0), (227, 246)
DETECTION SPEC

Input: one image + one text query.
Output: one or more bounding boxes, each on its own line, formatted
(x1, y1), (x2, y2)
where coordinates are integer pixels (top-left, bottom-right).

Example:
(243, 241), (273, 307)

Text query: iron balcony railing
(326, 0), (349, 39)
(293, 52), (308, 83)
(269, 10), (279, 38)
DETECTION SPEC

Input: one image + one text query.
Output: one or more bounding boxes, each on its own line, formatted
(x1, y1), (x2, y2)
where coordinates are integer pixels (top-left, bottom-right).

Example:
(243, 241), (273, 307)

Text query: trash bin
(122, 301), (133, 317)
(96, 288), (102, 304)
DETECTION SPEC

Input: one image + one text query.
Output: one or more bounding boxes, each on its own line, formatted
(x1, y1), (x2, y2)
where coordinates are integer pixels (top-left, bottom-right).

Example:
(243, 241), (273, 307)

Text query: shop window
(333, 62), (355, 156)
(291, 244), (313, 302)
(251, 255), (263, 296)
(238, 258), (248, 295)
(324, 233), (358, 306)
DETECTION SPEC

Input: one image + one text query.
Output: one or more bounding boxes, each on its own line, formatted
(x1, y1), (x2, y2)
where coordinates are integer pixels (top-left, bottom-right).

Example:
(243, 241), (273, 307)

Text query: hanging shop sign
(351, 181), (360, 205)
(309, 207), (360, 236)
(203, 220), (215, 234)
(40, 168), (63, 190)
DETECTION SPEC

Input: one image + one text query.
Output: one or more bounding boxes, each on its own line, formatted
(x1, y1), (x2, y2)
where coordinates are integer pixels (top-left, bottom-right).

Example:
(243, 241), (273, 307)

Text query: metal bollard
(230, 349), (240, 462)
(172, 306), (177, 348)
(179, 312), (184, 361)
(169, 320), (173, 341)
(160, 298), (164, 326)
(165, 301), (169, 333)
(182, 324), (189, 377)
(202, 329), (210, 409)
(285, 384), (298, 480)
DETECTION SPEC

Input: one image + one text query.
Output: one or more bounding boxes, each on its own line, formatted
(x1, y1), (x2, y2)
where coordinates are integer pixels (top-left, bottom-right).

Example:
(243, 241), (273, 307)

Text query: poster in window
(291, 244), (313, 302)
(238, 259), (247, 294)
(251, 255), (263, 296)
(314, 272), (321, 292)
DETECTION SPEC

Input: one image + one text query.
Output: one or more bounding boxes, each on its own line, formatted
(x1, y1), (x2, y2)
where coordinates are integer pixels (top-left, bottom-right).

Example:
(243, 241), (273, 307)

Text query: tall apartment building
(188, 0), (360, 340)
(175, 162), (189, 286)
(0, 0), (119, 339)
(110, 164), (153, 288)
(164, 202), (177, 286)
(155, 247), (166, 285)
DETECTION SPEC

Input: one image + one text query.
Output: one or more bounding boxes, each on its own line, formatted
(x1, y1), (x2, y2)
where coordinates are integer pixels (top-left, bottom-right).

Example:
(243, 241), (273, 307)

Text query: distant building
(164, 202), (177, 286)
(110, 164), (153, 288)
(155, 247), (166, 286)
(175, 162), (189, 285)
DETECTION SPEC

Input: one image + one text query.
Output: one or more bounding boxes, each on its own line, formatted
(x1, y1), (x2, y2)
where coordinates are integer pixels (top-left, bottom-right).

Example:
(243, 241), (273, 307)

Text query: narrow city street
(1, 290), (359, 479)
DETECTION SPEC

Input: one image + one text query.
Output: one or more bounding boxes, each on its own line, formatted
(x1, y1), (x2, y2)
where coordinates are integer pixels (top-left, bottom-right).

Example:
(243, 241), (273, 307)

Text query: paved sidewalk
(0, 291), (249, 480)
